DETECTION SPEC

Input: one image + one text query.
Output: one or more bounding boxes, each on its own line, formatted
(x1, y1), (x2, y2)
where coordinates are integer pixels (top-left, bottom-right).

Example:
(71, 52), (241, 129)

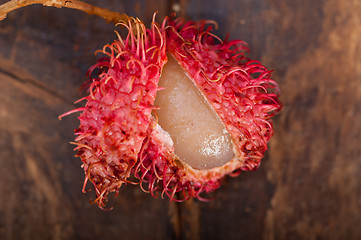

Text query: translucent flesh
(154, 56), (234, 170)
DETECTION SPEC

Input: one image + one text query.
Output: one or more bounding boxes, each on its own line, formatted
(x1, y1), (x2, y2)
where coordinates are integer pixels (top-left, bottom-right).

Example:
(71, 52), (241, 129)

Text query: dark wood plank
(0, 1), (173, 240)
(177, 0), (361, 239)
(265, 0), (361, 239)
(1, 0), (361, 239)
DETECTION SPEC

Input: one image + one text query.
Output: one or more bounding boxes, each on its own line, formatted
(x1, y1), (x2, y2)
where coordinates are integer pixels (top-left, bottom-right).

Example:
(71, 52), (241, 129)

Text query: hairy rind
(72, 17), (167, 207)
(69, 16), (282, 207)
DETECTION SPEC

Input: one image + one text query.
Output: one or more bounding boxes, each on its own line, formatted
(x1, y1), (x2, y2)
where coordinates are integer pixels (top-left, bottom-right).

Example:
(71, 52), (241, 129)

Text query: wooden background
(0, 0), (360, 239)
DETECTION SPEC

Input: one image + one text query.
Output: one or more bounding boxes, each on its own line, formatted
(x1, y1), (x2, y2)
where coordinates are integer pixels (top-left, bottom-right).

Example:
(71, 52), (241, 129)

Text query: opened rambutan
(61, 15), (281, 207)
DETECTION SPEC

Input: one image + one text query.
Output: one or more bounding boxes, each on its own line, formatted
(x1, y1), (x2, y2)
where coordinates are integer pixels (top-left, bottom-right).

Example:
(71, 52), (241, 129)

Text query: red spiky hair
(61, 16), (167, 208)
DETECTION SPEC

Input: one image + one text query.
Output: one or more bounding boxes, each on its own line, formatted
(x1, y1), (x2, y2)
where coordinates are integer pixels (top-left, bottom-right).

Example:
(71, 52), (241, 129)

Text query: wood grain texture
(0, 1), (173, 240)
(178, 0), (361, 239)
(0, 0), (360, 239)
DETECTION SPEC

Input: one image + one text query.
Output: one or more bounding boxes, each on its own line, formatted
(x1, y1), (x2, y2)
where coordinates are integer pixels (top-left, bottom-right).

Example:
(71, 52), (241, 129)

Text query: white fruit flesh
(155, 55), (234, 170)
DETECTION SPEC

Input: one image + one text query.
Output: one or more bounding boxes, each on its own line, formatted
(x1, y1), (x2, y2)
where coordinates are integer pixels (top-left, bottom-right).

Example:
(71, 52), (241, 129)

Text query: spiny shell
(62, 16), (281, 207)
(135, 18), (281, 202)
(61, 18), (167, 207)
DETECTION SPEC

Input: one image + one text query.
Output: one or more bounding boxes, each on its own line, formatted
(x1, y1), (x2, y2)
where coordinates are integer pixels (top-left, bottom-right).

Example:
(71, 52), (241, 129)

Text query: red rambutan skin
(62, 18), (167, 207)
(132, 18), (281, 202)
(62, 16), (281, 207)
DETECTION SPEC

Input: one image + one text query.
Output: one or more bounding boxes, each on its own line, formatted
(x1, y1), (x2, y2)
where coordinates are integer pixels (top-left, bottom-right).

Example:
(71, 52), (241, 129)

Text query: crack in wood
(0, 62), (75, 106)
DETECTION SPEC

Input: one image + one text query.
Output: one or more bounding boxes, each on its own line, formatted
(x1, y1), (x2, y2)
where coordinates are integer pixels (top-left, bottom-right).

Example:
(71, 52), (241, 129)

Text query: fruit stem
(0, 0), (128, 23)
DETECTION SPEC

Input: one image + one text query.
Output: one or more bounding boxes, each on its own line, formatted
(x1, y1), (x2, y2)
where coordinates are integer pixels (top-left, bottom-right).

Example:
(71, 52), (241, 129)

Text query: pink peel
(63, 16), (282, 207)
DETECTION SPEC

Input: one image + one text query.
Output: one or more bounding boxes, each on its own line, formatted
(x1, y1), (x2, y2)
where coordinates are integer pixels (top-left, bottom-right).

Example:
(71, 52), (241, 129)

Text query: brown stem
(0, 0), (129, 23)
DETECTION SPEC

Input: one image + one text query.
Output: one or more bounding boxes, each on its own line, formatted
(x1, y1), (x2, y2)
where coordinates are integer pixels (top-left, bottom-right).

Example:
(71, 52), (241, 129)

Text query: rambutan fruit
(61, 15), (281, 207)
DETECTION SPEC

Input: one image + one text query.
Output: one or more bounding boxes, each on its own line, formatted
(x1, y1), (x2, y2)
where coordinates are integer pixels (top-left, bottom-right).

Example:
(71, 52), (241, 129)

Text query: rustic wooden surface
(0, 0), (360, 239)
